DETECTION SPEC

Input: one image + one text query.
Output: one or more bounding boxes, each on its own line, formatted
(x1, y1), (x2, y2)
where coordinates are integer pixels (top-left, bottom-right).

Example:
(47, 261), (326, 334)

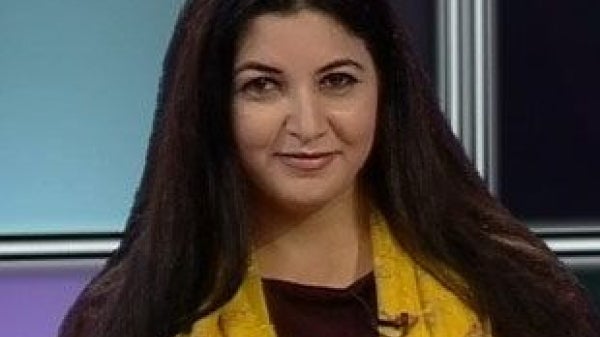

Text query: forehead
(235, 10), (372, 66)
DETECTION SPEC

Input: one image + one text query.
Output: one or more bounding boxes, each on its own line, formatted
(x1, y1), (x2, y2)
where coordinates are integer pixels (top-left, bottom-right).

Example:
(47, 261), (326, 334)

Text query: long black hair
(60, 1), (600, 337)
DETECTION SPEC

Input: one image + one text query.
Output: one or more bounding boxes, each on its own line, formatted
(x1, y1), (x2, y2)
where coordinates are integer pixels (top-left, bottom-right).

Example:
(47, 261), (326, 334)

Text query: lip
(275, 151), (338, 171)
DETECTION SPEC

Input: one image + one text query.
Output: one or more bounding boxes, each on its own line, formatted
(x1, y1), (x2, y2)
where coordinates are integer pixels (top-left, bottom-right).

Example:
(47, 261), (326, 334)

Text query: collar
(182, 212), (489, 337)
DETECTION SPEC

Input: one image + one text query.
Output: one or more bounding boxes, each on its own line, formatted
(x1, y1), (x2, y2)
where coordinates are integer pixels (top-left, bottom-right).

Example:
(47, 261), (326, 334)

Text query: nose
(285, 88), (327, 143)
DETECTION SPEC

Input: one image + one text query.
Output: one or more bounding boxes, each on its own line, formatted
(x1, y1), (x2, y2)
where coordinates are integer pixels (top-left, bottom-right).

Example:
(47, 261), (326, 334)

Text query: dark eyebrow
(316, 58), (365, 74)
(234, 62), (283, 76)
(233, 58), (364, 76)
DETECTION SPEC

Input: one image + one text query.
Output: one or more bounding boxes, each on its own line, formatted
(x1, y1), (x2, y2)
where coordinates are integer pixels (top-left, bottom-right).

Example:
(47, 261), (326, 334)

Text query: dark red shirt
(262, 272), (378, 337)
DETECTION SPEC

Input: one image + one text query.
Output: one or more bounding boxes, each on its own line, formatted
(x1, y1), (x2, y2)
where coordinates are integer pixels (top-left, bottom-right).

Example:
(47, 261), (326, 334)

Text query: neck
(250, 185), (372, 288)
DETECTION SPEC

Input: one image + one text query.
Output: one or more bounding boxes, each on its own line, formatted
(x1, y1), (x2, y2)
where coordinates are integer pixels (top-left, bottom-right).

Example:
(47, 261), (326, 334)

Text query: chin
(247, 171), (358, 215)
(268, 183), (354, 214)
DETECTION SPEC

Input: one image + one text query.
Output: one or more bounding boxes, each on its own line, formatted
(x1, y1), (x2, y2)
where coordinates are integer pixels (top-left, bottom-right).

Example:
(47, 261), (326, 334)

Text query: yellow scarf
(179, 213), (491, 337)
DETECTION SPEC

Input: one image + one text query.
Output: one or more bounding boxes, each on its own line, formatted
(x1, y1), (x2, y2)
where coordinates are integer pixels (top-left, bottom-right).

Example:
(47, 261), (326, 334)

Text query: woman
(60, 0), (600, 337)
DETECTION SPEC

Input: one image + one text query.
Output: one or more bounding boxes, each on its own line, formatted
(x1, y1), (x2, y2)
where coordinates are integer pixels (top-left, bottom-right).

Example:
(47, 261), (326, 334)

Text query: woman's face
(232, 10), (378, 212)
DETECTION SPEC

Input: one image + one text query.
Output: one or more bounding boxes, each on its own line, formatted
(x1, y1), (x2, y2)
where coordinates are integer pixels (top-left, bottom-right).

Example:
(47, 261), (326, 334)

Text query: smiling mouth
(275, 151), (339, 171)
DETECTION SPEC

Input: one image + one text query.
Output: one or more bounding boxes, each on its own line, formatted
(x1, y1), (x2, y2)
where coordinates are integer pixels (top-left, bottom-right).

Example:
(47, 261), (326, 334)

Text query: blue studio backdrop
(0, 1), (184, 234)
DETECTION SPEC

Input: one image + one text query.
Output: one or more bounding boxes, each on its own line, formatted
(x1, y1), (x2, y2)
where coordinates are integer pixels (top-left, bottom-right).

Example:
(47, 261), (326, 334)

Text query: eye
(237, 77), (281, 100)
(319, 72), (359, 93)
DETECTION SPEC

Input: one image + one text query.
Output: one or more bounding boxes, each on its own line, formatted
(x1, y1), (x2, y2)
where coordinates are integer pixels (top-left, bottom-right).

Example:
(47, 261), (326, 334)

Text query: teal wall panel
(0, 1), (184, 234)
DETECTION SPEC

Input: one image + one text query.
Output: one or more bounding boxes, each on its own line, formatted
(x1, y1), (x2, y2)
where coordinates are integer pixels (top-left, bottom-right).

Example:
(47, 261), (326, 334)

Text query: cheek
(331, 91), (378, 153)
(233, 101), (285, 160)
